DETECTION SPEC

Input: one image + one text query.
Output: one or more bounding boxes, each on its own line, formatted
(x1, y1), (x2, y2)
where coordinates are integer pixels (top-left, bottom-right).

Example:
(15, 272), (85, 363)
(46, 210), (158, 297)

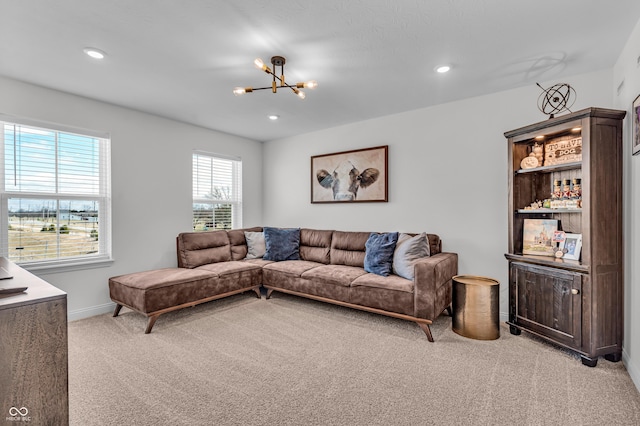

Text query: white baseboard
(623, 348), (640, 392)
(68, 302), (116, 322)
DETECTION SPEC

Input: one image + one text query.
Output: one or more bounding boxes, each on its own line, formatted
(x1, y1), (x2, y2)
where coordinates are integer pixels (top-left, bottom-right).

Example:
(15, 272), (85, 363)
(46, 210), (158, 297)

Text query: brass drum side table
(452, 275), (500, 340)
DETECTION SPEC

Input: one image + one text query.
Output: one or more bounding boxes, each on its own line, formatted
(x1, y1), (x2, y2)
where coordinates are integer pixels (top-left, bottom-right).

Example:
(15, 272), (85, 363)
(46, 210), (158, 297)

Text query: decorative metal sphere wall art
(536, 82), (576, 119)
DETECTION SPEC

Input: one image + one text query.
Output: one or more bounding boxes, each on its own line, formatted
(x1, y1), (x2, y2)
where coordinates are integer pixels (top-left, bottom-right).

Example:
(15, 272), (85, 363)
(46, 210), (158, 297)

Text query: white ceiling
(2, 1), (640, 142)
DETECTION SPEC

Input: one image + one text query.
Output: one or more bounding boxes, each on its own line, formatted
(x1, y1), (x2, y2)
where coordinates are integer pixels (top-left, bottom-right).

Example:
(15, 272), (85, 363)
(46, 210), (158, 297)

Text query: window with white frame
(0, 116), (111, 269)
(192, 152), (242, 231)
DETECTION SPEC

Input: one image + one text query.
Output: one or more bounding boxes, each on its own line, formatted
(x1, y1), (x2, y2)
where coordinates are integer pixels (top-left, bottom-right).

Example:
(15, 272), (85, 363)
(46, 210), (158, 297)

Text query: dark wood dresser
(0, 257), (68, 424)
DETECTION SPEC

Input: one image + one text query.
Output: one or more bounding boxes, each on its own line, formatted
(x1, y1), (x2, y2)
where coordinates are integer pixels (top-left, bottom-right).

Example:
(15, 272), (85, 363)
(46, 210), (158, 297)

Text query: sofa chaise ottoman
(109, 228), (263, 333)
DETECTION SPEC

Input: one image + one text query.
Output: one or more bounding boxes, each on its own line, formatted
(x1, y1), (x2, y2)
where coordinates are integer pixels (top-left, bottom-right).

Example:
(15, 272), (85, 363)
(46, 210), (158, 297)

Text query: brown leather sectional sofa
(109, 227), (458, 340)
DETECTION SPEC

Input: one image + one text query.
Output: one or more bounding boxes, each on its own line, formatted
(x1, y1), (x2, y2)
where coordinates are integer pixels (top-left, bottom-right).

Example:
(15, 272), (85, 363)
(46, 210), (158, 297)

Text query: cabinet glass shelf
(515, 161), (581, 174)
(516, 208), (582, 214)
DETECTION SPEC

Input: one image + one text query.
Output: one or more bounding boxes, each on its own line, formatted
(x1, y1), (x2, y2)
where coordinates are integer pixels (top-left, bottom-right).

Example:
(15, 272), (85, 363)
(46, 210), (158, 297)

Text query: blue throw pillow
(263, 227), (301, 261)
(364, 232), (399, 276)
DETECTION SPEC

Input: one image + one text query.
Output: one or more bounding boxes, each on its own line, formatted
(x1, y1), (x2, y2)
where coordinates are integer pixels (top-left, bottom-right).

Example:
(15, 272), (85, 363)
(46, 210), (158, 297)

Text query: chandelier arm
(269, 73), (285, 85)
(251, 84), (298, 91)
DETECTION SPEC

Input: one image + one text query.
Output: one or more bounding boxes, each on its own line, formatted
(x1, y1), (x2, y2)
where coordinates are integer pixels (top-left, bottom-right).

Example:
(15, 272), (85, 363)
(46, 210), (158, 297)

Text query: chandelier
(233, 56), (317, 99)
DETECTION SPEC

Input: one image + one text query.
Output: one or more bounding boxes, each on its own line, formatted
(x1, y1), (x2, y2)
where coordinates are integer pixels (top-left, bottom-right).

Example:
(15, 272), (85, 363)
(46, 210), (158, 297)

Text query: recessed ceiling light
(435, 65), (451, 73)
(268, 115), (279, 121)
(83, 48), (106, 59)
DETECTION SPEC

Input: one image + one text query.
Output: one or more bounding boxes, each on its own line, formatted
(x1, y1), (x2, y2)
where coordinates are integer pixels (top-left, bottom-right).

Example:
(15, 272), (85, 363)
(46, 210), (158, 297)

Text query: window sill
(18, 256), (114, 275)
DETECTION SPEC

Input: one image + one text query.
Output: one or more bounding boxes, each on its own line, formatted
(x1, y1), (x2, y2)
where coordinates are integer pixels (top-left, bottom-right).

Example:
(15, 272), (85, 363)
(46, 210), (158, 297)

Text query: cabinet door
(510, 263), (582, 348)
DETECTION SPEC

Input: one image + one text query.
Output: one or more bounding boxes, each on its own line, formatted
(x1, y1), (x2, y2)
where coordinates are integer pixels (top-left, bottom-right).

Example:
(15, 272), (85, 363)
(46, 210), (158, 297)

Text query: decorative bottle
(571, 178), (582, 208)
(551, 180), (562, 199)
(562, 179), (572, 199)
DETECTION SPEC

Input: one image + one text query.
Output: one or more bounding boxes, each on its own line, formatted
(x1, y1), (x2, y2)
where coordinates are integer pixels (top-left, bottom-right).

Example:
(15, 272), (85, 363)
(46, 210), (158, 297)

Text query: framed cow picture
(311, 145), (388, 203)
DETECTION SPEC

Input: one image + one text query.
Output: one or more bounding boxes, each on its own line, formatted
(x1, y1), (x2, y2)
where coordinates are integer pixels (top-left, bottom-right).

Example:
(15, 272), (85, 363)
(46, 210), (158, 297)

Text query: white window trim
(0, 115), (112, 271)
(192, 150), (242, 230)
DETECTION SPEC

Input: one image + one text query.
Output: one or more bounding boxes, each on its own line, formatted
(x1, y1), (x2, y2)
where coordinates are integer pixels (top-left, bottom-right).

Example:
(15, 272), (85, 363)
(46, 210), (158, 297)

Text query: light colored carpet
(68, 293), (640, 425)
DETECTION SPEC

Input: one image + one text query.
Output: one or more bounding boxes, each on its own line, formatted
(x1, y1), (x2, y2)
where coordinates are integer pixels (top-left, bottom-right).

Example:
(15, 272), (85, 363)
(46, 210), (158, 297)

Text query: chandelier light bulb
(296, 90), (306, 99)
(233, 87), (252, 96)
(435, 65), (451, 73)
(254, 58), (271, 73)
(296, 80), (318, 89)
(304, 80), (318, 89)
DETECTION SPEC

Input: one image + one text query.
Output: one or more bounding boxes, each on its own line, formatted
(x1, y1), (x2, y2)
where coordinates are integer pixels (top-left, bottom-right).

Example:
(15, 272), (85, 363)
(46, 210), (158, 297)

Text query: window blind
(192, 152), (242, 231)
(0, 119), (111, 267)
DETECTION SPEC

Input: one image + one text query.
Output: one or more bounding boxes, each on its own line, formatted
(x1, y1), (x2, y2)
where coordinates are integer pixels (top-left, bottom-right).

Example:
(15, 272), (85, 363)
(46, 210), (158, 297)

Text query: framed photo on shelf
(560, 233), (582, 260)
(633, 94), (640, 156)
(522, 219), (558, 257)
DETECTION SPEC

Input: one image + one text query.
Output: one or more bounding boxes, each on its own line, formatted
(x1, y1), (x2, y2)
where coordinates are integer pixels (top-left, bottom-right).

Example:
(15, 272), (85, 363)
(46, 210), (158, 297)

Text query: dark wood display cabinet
(504, 107), (625, 367)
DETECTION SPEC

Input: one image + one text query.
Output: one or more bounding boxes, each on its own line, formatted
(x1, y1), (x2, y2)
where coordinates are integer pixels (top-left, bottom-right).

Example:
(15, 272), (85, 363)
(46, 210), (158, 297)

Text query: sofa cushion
(227, 226), (262, 260)
(244, 231), (266, 259)
(177, 230), (231, 268)
(427, 234), (441, 255)
(195, 261), (262, 277)
(301, 264), (368, 287)
(300, 228), (333, 264)
(242, 258), (275, 267)
(263, 227), (301, 261)
(392, 232), (431, 280)
(364, 232), (399, 276)
(330, 231), (370, 267)
(108, 268), (218, 314)
(263, 260), (322, 277)
(351, 273), (414, 294)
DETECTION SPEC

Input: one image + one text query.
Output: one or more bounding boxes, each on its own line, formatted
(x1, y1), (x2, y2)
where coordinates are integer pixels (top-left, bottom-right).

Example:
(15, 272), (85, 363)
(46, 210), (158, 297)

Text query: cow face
(316, 161), (379, 201)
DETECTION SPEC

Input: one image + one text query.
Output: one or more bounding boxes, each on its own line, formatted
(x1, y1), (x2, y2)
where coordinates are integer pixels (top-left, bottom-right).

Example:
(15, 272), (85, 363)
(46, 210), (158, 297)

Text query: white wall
(613, 16), (640, 391)
(263, 69), (613, 323)
(0, 76), (263, 319)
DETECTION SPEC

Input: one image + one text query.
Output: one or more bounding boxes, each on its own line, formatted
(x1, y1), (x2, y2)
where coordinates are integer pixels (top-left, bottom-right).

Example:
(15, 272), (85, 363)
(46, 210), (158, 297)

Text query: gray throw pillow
(392, 233), (431, 280)
(244, 231), (266, 259)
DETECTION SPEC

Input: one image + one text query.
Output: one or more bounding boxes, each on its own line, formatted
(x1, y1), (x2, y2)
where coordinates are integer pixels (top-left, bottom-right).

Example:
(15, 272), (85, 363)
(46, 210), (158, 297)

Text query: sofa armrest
(413, 252), (458, 320)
